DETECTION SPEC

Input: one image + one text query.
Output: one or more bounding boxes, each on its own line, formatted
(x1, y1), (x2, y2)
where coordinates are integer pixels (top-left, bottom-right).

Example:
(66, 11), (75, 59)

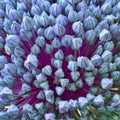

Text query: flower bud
(71, 71), (80, 81)
(84, 16), (97, 30)
(31, 4), (41, 15)
(31, 44), (40, 55)
(99, 29), (112, 42)
(59, 78), (69, 87)
(101, 78), (113, 89)
(93, 6), (102, 18)
(40, 81), (49, 90)
(54, 50), (64, 60)
(58, 101), (70, 113)
(35, 102), (45, 113)
(23, 72), (33, 83)
(52, 59), (63, 68)
(108, 63), (117, 72)
(45, 44), (53, 54)
(85, 30), (96, 44)
(24, 54), (38, 71)
(112, 94), (120, 103)
(56, 14), (68, 26)
(51, 37), (61, 48)
(42, 65), (52, 76)
(35, 36), (45, 47)
(49, 3), (62, 17)
(111, 71), (120, 80)
(110, 23), (120, 36)
(37, 91), (45, 99)
(17, 2), (27, 11)
(91, 55), (102, 66)
(54, 24), (66, 36)
(65, 4), (73, 15)
(45, 113), (55, 120)
(93, 95), (104, 106)
(66, 83), (76, 91)
(68, 10), (78, 23)
(44, 26), (55, 40)
(77, 1), (87, 11)
(101, 50), (112, 62)
(11, 21), (20, 35)
(44, 90), (54, 104)
(14, 46), (25, 57)
(99, 63), (108, 74)
(49, 15), (55, 25)
(68, 61), (78, 71)
(101, 2), (112, 14)
(85, 76), (95, 86)
(69, 99), (79, 110)
(39, 14), (49, 27)
(57, 0), (68, 9)
(40, 1), (50, 12)
(75, 79), (83, 88)
(78, 10), (85, 22)
(93, 45), (103, 55)
(54, 68), (64, 78)
(0, 56), (8, 69)
(55, 86), (65, 96)
(103, 41), (114, 51)
(86, 93), (95, 101)
(78, 97), (88, 108)
(72, 21), (84, 34)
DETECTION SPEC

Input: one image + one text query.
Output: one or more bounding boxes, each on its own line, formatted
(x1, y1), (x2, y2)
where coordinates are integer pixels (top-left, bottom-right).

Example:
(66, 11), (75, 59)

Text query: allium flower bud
(101, 78), (113, 89)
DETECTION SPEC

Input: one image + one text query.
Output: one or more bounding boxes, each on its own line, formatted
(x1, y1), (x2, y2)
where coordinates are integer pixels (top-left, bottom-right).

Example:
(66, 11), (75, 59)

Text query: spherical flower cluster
(0, 0), (120, 120)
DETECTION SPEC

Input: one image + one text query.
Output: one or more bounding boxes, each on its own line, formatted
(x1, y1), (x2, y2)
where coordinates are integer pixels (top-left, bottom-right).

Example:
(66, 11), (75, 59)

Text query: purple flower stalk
(0, 0), (120, 119)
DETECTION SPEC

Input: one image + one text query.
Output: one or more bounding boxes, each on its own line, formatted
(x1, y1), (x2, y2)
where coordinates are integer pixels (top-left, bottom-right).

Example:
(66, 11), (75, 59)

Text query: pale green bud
(85, 76), (95, 86)
(101, 50), (112, 62)
(75, 79), (83, 88)
(71, 71), (80, 81)
(68, 61), (78, 71)
(54, 49), (64, 60)
(55, 86), (65, 96)
(45, 113), (55, 120)
(54, 68), (64, 78)
(42, 65), (52, 76)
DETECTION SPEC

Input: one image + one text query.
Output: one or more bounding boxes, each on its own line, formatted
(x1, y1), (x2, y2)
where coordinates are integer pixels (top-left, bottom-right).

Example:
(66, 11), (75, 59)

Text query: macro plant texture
(0, 0), (120, 120)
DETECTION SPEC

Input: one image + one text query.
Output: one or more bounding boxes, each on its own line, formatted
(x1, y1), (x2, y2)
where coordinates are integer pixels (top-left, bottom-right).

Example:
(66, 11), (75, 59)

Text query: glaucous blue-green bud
(68, 10), (78, 23)
(6, 4), (14, 17)
(36, 73), (47, 83)
(45, 113), (55, 120)
(75, 79), (83, 88)
(85, 76), (95, 86)
(85, 30), (96, 44)
(54, 49), (64, 60)
(111, 71), (120, 80)
(61, 35), (73, 47)
(84, 16), (97, 30)
(66, 83), (76, 91)
(45, 44), (53, 54)
(53, 24), (66, 36)
(69, 99), (79, 110)
(68, 61), (78, 71)
(54, 68), (64, 78)
(4, 18), (12, 33)
(24, 54), (38, 71)
(33, 15), (41, 27)
(112, 94), (120, 103)
(14, 46), (25, 57)
(52, 59), (63, 68)
(91, 55), (102, 66)
(101, 50), (112, 62)
(72, 21), (84, 34)
(103, 41), (114, 51)
(86, 93), (95, 101)
(40, 81), (49, 90)
(78, 10), (85, 22)
(93, 6), (102, 18)
(39, 14), (49, 27)
(42, 65), (52, 76)
(0, 56), (8, 69)
(93, 95), (104, 106)
(4, 75), (15, 86)
(37, 91), (45, 99)
(40, 0), (50, 12)
(93, 45), (103, 55)
(65, 4), (73, 15)
(22, 16), (34, 30)
(20, 29), (33, 41)
(99, 29), (112, 42)
(35, 36), (45, 47)
(23, 72), (33, 83)
(59, 78), (69, 87)
(35, 102), (45, 113)
(44, 90), (54, 104)
(51, 37), (61, 48)
(108, 63), (117, 72)
(23, 103), (33, 112)
(57, 0), (68, 9)
(44, 26), (55, 40)
(114, 57), (120, 69)
(58, 101), (70, 113)
(31, 44), (40, 55)
(11, 21), (20, 35)
(101, 78), (113, 89)
(78, 97), (88, 108)
(55, 86), (65, 96)
(76, 1), (87, 11)
(98, 63), (108, 74)
(31, 4), (41, 16)
(49, 3), (62, 17)
(17, 2), (27, 11)
(71, 71), (80, 81)
(56, 14), (68, 26)
(101, 2), (112, 14)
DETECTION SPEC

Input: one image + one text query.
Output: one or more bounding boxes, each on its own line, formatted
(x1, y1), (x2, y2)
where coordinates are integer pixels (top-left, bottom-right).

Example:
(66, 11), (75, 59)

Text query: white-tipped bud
(84, 16), (97, 30)
(59, 78), (69, 87)
(54, 49), (64, 60)
(101, 78), (113, 89)
(68, 61), (78, 71)
(45, 113), (55, 120)
(99, 29), (112, 42)
(71, 37), (83, 50)
(101, 50), (112, 62)
(91, 55), (102, 66)
(68, 10), (78, 23)
(78, 97), (88, 108)
(42, 65), (52, 76)
(44, 90), (54, 104)
(93, 95), (104, 106)
(55, 68), (64, 78)
(49, 3), (62, 17)
(55, 86), (65, 96)
(71, 71), (80, 81)
(54, 24), (66, 36)
(58, 101), (70, 113)
(24, 54), (38, 71)
(72, 21), (84, 34)
(85, 76), (95, 86)
(85, 30), (96, 45)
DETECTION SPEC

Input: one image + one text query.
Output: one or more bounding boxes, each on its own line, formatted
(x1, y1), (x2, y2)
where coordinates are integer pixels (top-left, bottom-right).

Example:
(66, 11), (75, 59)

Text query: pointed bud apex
(52, 59), (63, 68)
(65, 4), (73, 15)
(49, 15), (55, 25)
(86, 93), (95, 101)
(37, 91), (45, 99)
(101, 50), (112, 62)
(99, 63), (108, 74)
(55, 86), (65, 96)
(67, 83), (76, 91)
(101, 2), (112, 14)
(35, 36), (45, 47)
(40, 81), (49, 90)
(54, 50), (64, 60)
(55, 68), (64, 78)
(93, 6), (102, 18)
(11, 21), (20, 35)
(75, 79), (83, 88)
(91, 55), (102, 66)
(59, 78), (69, 87)
(78, 97), (88, 108)
(108, 63), (117, 72)
(71, 71), (80, 81)
(31, 4), (41, 16)
(103, 41), (114, 51)
(31, 44), (40, 55)
(68, 61), (78, 71)
(42, 65), (52, 76)
(36, 73), (47, 83)
(51, 37), (61, 48)
(40, 1), (50, 12)
(68, 10), (78, 23)
(69, 99), (79, 110)
(45, 44), (53, 54)
(93, 95), (104, 106)
(101, 78), (113, 89)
